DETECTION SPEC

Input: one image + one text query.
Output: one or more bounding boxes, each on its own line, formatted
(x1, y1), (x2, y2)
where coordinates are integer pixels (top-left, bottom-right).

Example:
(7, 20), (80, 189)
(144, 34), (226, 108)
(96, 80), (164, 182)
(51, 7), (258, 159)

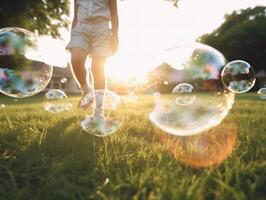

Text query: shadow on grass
(0, 115), (110, 199)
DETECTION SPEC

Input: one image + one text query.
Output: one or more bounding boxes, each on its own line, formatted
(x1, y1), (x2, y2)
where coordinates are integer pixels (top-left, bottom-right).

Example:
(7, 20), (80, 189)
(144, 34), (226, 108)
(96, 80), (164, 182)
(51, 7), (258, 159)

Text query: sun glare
(37, 0), (266, 83)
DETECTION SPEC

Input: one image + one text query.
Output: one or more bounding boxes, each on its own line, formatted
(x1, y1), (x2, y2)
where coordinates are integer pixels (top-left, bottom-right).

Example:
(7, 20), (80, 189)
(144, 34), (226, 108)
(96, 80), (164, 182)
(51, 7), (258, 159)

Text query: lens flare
(155, 121), (237, 168)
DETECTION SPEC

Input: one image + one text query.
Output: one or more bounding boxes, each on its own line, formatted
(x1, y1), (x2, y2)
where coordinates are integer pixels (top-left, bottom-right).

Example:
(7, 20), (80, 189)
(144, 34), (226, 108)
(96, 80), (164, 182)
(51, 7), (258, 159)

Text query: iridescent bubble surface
(258, 88), (266, 100)
(78, 90), (124, 137)
(172, 83), (195, 106)
(142, 43), (235, 136)
(0, 27), (53, 98)
(221, 60), (256, 93)
(44, 89), (72, 113)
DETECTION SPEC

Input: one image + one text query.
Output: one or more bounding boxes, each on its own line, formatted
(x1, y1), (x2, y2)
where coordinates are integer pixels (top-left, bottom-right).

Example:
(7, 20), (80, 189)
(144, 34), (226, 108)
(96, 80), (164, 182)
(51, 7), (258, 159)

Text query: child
(66, 0), (119, 121)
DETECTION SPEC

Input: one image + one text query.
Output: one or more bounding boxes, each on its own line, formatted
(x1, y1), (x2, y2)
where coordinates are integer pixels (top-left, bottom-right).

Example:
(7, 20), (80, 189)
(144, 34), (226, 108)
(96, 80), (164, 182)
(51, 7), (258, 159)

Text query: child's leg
(71, 47), (92, 95)
(91, 56), (106, 117)
(91, 56), (106, 90)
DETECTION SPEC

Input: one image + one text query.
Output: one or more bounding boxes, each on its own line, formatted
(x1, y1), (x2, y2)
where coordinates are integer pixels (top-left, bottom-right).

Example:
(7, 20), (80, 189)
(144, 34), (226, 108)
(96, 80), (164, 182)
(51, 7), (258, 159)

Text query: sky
(38, 0), (266, 80)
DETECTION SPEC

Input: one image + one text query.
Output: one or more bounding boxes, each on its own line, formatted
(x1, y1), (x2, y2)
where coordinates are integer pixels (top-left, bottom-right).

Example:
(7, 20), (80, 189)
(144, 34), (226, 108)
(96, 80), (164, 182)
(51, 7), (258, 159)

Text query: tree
(198, 6), (266, 73)
(0, 0), (69, 38)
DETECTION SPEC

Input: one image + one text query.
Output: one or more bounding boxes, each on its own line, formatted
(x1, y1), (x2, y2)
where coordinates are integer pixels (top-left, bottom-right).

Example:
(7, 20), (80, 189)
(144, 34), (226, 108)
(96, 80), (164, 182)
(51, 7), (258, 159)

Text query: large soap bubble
(0, 27), (53, 98)
(221, 60), (256, 93)
(78, 90), (124, 137)
(139, 43), (235, 136)
(44, 89), (72, 113)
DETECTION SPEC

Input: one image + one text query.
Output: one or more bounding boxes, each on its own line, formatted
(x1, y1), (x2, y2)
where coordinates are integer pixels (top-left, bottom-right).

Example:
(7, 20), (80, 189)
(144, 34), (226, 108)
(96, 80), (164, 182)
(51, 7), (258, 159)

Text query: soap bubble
(221, 60), (256, 93)
(140, 43), (235, 136)
(78, 90), (124, 137)
(44, 89), (72, 113)
(0, 27), (53, 98)
(258, 88), (266, 100)
(172, 83), (196, 106)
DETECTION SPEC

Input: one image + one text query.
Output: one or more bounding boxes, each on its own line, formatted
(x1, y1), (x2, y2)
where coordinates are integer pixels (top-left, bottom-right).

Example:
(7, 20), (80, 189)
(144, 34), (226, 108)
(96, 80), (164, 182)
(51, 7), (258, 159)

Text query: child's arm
(108, 0), (119, 53)
(72, 0), (78, 29)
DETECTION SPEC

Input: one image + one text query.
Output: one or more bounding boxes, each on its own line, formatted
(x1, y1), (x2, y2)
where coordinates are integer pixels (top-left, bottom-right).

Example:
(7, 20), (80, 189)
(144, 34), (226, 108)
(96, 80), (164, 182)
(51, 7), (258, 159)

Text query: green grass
(0, 94), (265, 200)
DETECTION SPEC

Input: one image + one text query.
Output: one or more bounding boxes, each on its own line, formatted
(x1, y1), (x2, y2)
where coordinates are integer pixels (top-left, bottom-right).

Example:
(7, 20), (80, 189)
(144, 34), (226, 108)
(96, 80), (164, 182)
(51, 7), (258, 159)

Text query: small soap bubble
(258, 88), (266, 100)
(44, 89), (72, 113)
(221, 60), (256, 93)
(172, 83), (196, 106)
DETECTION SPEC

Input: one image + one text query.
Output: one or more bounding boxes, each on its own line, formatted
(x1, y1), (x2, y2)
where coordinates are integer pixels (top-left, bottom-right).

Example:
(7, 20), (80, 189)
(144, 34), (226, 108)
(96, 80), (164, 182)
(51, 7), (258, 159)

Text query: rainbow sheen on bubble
(172, 83), (195, 106)
(44, 89), (72, 113)
(78, 90), (124, 137)
(258, 88), (266, 100)
(0, 27), (53, 98)
(221, 60), (256, 93)
(142, 43), (235, 136)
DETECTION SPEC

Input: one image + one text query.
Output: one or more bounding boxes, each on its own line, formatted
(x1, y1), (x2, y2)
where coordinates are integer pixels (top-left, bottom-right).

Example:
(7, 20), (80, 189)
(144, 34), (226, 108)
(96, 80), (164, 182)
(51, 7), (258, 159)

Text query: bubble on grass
(258, 88), (266, 100)
(0, 27), (53, 98)
(44, 89), (72, 113)
(78, 90), (124, 137)
(143, 43), (235, 136)
(172, 83), (195, 106)
(221, 60), (256, 93)
(60, 77), (67, 84)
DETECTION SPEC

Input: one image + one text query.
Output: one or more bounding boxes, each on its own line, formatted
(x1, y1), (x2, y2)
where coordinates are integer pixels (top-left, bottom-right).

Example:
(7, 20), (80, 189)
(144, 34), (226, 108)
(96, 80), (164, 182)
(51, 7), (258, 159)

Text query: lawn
(0, 94), (265, 200)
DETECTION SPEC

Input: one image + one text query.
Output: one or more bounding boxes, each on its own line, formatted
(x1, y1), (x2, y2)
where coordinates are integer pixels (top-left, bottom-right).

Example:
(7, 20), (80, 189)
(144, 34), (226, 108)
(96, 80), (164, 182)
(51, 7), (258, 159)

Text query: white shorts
(66, 21), (113, 57)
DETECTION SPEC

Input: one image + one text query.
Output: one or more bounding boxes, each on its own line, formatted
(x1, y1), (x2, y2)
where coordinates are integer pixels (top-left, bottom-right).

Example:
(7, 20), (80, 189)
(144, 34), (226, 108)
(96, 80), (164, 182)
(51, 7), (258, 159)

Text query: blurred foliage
(198, 6), (266, 73)
(0, 0), (70, 38)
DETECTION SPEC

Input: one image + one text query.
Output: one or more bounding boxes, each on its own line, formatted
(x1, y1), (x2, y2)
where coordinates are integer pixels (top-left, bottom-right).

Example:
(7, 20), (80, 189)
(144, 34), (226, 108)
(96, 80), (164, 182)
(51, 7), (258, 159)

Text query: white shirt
(77, 0), (111, 22)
